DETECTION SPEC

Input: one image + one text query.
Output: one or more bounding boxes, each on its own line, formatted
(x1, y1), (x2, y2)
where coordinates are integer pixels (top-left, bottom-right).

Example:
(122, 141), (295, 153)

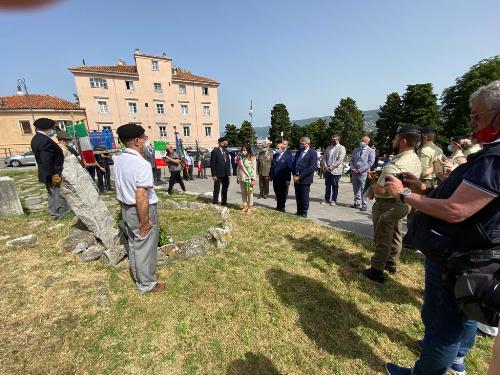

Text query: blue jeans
(414, 258), (477, 375)
(324, 172), (341, 202)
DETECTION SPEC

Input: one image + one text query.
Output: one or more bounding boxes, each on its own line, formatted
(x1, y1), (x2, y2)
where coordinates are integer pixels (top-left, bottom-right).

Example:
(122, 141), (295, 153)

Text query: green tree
(441, 56), (500, 138)
(302, 118), (329, 149)
(289, 123), (304, 148)
(224, 124), (239, 146)
(401, 83), (441, 135)
(375, 92), (403, 156)
(238, 120), (256, 146)
(269, 103), (291, 144)
(329, 97), (365, 152)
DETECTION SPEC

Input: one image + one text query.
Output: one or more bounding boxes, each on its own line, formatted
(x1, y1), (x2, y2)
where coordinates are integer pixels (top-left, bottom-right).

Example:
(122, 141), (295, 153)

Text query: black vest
(410, 141), (500, 265)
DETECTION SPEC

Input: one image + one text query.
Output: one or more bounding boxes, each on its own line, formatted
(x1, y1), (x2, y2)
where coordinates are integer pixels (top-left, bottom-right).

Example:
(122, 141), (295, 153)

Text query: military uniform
(418, 142), (443, 188)
(371, 149), (422, 272)
(257, 147), (274, 198)
(464, 143), (482, 157)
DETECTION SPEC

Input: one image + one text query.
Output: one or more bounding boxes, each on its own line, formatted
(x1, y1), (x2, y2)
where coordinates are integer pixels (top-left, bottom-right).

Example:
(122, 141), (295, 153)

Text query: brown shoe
(150, 282), (166, 293)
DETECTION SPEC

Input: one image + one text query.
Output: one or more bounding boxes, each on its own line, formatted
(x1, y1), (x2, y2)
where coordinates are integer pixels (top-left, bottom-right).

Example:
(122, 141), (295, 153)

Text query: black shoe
(359, 268), (385, 283)
(385, 262), (397, 274)
(351, 203), (360, 208)
(360, 206), (368, 212)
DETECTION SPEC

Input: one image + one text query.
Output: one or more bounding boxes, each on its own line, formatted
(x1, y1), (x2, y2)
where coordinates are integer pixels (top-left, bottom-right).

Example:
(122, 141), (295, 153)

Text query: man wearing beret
(360, 125), (422, 283)
(31, 118), (70, 219)
(114, 123), (165, 294)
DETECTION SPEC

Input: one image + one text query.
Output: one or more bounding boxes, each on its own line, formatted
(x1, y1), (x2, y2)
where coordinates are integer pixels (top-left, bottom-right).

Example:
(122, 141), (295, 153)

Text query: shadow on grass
(285, 233), (423, 308)
(266, 268), (416, 372)
(226, 352), (282, 375)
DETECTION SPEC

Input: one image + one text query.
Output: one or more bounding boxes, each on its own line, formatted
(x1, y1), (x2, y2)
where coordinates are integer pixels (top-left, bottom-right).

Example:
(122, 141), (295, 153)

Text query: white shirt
(113, 148), (158, 205)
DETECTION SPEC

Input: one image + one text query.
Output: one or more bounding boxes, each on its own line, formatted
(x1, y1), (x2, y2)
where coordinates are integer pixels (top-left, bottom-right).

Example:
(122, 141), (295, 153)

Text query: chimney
(162, 52), (167, 57)
(134, 48), (141, 55)
(117, 59), (126, 66)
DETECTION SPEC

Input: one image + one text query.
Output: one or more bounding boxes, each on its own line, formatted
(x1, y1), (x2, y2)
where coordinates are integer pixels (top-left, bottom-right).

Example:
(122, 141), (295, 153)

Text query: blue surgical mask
(360, 141), (367, 148)
(47, 129), (57, 137)
(299, 144), (305, 151)
(447, 144), (454, 153)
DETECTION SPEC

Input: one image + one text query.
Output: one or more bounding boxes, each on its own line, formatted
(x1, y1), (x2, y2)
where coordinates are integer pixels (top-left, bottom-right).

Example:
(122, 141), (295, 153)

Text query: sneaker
(385, 363), (412, 375)
(351, 203), (360, 208)
(385, 261), (397, 274)
(450, 359), (466, 375)
(320, 201), (330, 205)
(149, 282), (166, 293)
(330, 201), (336, 206)
(359, 268), (386, 283)
(360, 205), (368, 212)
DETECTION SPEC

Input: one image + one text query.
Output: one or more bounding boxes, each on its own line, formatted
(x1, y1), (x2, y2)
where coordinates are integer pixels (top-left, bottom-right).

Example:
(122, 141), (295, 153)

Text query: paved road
(159, 174), (376, 237)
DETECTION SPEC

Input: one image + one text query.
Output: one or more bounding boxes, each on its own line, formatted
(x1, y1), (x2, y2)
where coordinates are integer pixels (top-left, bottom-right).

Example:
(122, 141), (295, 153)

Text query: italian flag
(66, 121), (97, 166)
(154, 141), (168, 167)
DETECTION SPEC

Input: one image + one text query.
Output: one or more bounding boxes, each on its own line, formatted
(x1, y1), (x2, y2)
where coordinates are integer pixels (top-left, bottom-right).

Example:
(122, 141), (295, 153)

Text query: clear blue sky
(1, 0), (499, 131)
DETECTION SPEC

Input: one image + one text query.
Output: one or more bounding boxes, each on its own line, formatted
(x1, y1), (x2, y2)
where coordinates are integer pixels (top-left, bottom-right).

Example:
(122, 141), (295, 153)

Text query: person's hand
(293, 175), (300, 183)
(99, 167), (105, 172)
(383, 175), (404, 198)
(51, 174), (62, 187)
(138, 220), (153, 238)
(353, 169), (360, 175)
(212, 176), (217, 181)
(401, 172), (427, 193)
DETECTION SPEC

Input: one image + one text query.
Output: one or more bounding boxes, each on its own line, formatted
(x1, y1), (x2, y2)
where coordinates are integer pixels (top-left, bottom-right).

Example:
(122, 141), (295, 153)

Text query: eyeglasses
(469, 109), (498, 120)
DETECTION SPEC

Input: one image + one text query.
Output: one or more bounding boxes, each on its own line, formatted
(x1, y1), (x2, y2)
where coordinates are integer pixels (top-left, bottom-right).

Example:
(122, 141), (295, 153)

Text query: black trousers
(294, 183), (311, 217)
(188, 165), (193, 179)
(273, 179), (289, 210)
(97, 165), (112, 191)
(168, 171), (186, 193)
(213, 175), (230, 205)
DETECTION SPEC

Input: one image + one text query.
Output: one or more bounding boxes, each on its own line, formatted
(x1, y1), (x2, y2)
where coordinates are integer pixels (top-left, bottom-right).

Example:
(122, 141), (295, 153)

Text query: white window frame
(202, 87), (209, 96)
(97, 100), (109, 114)
(180, 104), (188, 116)
(203, 105), (210, 116)
(151, 60), (159, 71)
(19, 120), (32, 135)
(55, 120), (70, 131)
(128, 101), (138, 114)
(183, 125), (191, 137)
(205, 126), (212, 137)
(156, 103), (165, 114)
(179, 84), (186, 94)
(158, 125), (167, 137)
(153, 82), (162, 93)
(125, 80), (134, 90)
(90, 77), (108, 89)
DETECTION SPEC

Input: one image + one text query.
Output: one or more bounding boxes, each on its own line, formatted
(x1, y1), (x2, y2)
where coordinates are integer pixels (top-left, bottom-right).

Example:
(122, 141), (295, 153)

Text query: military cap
(33, 117), (56, 130)
(116, 123), (145, 139)
(396, 124), (422, 135)
(422, 127), (437, 135)
(451, 135), (468, 143)
(56, 130), (73, 141)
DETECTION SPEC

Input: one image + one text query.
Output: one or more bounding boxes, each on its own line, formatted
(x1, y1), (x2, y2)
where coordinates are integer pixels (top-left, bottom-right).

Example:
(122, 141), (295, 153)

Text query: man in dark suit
(293, 136), (318, 218)
(210, 137), (231, 205)
(31, 118), (70, 219)
(270, 140), (293, 212)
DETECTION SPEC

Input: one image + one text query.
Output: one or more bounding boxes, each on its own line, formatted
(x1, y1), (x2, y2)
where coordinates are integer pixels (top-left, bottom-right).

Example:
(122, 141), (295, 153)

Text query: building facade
(69, 50), (220, 148)
(0, 94), (85, 155)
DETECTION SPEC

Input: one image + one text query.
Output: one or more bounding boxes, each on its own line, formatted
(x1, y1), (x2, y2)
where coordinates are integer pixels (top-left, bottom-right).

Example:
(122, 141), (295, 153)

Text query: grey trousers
(352, 173), (368, 207)
(45, 182), (70, 219)
(121, 204), (159, 293)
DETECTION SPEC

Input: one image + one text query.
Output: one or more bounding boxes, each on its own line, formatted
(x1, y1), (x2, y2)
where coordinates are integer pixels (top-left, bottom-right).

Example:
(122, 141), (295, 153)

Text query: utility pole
(249, 100), (254, 146)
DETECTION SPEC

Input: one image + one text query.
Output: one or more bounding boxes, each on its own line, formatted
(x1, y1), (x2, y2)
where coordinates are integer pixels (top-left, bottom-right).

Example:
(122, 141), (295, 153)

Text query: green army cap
(396, 124), (422, 135)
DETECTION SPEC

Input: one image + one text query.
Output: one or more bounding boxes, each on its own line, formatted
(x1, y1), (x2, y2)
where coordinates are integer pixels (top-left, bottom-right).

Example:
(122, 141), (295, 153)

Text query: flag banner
(175, 132), (188, 172)
(154, 141), (168, 167)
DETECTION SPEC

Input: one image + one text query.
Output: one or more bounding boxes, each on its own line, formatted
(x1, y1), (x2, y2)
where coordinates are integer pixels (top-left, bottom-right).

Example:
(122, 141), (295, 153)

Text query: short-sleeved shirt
(462, 140), (500, 198)
(418, 142), (443, 180)
(376, 150), (422, 198)
(113, 148), (158, 205)
(167, 151), (182, 172)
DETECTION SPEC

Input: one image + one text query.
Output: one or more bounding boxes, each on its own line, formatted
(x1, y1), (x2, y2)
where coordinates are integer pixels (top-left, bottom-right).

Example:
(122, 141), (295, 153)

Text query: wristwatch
(400, 188), (412, 203)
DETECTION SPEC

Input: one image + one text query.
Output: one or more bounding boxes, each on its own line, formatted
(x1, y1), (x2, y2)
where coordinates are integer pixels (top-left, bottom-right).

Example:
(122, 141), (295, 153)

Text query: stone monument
(0, 176), (24, 217)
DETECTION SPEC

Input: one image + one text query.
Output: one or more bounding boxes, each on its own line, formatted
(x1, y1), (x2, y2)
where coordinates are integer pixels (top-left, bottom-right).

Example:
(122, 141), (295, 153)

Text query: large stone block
(0, 177), (24, 217)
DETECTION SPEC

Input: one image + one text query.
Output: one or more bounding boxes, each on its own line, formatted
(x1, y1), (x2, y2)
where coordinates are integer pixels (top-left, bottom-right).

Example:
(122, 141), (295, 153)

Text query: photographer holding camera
(383, 80), (500, 375)
(360, 124), (422, 284)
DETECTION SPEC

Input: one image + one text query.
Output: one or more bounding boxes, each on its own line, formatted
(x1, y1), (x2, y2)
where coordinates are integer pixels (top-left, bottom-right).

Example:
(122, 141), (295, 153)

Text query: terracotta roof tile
(69, 65), (138, 74)
(0, 94), (83, 111)
(172, 71), (219, 85)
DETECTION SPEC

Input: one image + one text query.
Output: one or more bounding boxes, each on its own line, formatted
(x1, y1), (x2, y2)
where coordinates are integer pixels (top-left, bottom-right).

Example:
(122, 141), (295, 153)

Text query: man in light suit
(322, 134), (346, 206)
(270, 140), (294, 212)
(350, 135), (376, 211)
(293, 137), (318, 218)
(210, 137), (231, 205)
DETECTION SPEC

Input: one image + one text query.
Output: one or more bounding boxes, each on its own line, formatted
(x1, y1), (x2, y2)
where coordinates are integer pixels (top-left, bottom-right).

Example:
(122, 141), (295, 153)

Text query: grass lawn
(0, 169), (494, 374)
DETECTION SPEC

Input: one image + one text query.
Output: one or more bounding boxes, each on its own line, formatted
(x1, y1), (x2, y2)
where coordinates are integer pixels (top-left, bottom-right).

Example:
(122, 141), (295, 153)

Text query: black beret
(396, 124), (422, 135)
(422, 127), (437, 135)
(33, 118), (56, 130)
(117, 123), (145, 139)
(451, 135), (468, 143)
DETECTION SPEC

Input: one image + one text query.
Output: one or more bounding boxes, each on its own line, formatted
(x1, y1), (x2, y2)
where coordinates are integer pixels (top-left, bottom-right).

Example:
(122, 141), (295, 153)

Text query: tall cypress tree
(224, 124), (239, 146)
(375, 92), (403, 156)
(238, 120), (257, 146)
(329, 97), (365, 152)
(269, 103), (291, 144)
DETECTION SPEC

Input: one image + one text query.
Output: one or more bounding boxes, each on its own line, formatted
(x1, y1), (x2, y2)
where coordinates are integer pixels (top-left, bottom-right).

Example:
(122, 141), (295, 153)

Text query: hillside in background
(254, 110), (379, 138)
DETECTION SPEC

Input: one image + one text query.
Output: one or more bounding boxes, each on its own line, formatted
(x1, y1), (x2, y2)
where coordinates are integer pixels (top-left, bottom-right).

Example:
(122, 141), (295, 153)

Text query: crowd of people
(28, 79), (500, 374)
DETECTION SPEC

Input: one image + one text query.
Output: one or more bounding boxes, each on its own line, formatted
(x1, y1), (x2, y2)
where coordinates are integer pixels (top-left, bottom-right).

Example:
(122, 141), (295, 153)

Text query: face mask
(223, 144), (228, 149)
(299, 144), (305, 151)
(475, 124), (500, 143)
(360, 141), (367, 148)
(241, 151), (248, 156)
(447, 144), (454, 153)
(47, 129), (57, 137)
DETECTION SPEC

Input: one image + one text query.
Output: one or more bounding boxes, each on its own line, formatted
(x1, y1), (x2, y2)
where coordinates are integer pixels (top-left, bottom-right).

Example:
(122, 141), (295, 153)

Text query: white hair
(469, 79), (500, 110)
(300, 136), (311, 144)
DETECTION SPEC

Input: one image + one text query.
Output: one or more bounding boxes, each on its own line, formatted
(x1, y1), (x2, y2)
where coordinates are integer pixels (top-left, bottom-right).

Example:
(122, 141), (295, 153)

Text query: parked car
(4, 151), (36, 167)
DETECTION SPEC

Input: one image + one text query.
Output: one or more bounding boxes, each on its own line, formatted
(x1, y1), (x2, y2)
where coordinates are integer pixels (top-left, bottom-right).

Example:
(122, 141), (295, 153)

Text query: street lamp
(16, 78), (35, 122)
